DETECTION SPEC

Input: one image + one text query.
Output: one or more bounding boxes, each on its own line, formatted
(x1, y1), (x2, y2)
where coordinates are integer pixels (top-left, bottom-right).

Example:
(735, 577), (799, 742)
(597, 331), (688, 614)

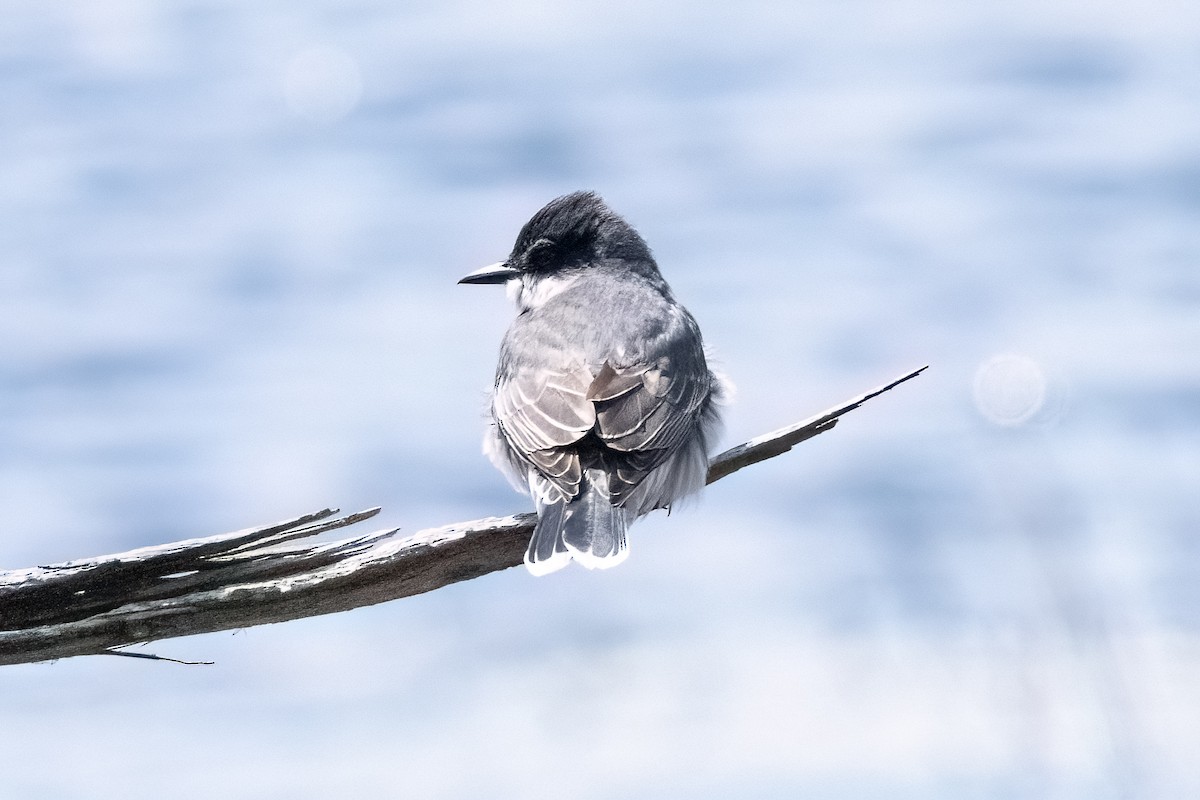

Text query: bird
(459, 191), (726, 576)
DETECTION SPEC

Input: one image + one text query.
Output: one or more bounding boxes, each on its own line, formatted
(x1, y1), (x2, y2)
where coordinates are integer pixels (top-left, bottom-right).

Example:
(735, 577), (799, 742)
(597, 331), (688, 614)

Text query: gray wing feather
(494, 367), (594, 453)
(590, 314), (715, 503)
(593, 358), (710, 454)
(493, 365), (592, 500)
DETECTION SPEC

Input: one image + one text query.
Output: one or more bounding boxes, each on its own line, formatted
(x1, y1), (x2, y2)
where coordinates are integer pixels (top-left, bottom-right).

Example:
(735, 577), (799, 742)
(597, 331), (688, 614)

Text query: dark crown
(509, 191), (655, 272)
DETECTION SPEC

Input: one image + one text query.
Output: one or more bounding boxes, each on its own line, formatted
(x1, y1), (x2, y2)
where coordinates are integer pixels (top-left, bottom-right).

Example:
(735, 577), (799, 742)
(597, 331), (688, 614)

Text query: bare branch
(102, 649), (215, 666)
(706, 364), (928, 483)
(0, 366), (926, 666)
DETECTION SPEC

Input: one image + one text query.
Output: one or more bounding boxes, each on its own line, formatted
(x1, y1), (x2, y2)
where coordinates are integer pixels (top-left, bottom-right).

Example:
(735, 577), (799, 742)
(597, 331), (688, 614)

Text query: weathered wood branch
(0, 366), (926, 666)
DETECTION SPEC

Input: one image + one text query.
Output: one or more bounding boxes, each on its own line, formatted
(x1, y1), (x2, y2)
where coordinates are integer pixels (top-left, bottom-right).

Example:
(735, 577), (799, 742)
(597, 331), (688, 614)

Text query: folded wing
(493, 365), (594, 503)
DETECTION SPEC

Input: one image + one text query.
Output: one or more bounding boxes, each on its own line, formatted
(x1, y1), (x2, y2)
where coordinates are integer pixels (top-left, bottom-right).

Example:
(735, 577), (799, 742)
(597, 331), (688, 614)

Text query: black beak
(458, 261), (520, 285)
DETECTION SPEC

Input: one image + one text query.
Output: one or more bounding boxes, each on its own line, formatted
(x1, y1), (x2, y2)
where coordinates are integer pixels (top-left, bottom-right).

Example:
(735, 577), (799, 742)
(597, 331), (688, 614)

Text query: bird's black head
(509, 190), (655, 273)
(459, 191), (659, 286)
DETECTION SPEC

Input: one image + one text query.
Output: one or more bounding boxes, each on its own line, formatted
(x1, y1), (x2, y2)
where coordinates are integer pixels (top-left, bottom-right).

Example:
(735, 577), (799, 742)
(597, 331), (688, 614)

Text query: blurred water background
(2, 1), (1198, 797)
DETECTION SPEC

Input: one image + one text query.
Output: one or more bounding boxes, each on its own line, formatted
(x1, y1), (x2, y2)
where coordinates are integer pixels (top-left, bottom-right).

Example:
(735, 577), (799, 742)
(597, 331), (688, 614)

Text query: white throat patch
(508, 273), (579, 311)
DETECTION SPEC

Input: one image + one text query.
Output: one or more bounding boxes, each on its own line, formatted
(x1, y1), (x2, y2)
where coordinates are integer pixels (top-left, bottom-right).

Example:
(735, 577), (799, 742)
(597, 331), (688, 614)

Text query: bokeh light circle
(972, 353), (1047, 426)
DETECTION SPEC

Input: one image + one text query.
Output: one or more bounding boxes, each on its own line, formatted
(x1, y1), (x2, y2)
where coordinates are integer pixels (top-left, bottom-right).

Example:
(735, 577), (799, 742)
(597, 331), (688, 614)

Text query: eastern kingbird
(460, 191), (725, 575)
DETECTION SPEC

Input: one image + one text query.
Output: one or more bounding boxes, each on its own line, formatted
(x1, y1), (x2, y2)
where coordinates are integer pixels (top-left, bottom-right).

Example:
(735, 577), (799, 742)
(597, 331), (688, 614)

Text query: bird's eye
(523, 238), (559, 271)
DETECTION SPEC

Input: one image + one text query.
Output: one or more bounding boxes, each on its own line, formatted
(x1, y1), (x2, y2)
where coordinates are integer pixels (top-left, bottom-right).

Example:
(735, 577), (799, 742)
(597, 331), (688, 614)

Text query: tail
(525, 469), (631, 576)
